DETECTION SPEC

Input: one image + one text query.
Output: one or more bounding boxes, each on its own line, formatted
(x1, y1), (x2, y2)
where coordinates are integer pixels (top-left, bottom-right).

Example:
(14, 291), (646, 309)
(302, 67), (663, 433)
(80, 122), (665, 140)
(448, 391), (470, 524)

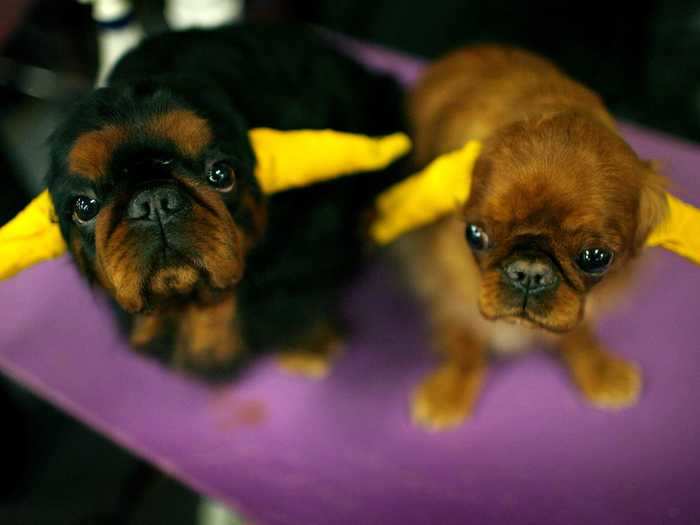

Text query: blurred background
(1, 0), (699, 523)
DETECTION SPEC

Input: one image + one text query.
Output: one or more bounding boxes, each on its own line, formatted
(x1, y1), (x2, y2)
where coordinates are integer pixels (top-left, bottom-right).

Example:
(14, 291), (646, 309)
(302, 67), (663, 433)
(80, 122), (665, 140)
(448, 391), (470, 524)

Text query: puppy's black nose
(127, 186), (185, 222)
(504, 258), (559, 294)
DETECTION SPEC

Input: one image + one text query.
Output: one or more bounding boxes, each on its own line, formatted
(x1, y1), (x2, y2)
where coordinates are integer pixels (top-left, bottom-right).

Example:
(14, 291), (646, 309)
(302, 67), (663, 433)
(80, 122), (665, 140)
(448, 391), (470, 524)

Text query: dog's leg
(173, 294), (244, 374)
(276, 320), (344, 380)
(559, 323), (641, 409)
(390, 218), (488, 430)
(412, 320), (488, 431)
(130, 314), (166, 348)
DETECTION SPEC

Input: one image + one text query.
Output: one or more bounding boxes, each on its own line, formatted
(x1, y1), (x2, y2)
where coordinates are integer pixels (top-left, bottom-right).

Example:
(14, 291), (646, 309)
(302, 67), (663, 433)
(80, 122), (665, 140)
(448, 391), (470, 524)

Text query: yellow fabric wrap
(0, 191), (67, 280)
(250, 128), (411, 194)
(370, 141), (482, 244)
(645, 193), (700, 264)
(0, 128), (411, 280)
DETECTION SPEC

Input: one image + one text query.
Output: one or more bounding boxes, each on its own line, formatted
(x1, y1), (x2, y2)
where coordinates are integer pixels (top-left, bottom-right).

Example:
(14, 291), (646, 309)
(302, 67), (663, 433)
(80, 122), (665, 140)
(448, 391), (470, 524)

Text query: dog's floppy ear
(370, 141), (482, 244)
(635, 161), (669, 250)
(0, 129), (411, 280)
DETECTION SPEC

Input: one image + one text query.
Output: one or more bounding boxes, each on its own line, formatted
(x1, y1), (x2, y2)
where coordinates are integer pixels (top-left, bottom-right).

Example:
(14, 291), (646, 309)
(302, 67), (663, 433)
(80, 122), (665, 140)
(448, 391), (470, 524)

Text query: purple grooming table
(1, 43), (700, 525)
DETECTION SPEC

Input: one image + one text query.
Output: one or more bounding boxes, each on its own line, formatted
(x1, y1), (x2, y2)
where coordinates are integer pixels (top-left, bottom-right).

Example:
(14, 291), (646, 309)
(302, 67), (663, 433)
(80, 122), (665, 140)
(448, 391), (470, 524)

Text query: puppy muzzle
(127, 184), (190, 225)
(501, 250), (560, 297)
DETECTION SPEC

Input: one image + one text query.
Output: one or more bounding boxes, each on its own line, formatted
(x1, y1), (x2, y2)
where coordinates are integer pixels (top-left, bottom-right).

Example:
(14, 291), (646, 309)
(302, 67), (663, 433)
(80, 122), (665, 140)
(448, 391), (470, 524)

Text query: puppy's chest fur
(392, 216), (537, 356)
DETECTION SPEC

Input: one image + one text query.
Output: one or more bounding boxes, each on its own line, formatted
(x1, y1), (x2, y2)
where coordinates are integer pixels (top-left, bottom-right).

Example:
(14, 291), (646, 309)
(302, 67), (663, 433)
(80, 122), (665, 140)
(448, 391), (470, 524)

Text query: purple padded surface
(1, 44), (700, 525)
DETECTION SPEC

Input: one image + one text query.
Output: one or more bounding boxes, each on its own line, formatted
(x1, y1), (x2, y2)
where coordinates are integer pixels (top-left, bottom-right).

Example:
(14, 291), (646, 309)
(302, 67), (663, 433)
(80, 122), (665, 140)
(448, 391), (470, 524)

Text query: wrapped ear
(250, 129), (411, 194)
(370, 141), (482, 244)
(0, 190), (67, 280)
(645, 193), (700, 264)
(641, 161), (700, 264)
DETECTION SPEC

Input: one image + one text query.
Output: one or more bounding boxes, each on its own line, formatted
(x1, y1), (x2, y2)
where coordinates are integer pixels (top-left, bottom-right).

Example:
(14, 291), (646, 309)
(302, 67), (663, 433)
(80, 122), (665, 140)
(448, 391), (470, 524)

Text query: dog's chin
(484, 311), (579, 333)
(478, 298), (582, 334)
(130, 272), (235, 314)
(477, 274), (585, 334)
(94, 219), (246, 313)
(107, 255), (243, 314)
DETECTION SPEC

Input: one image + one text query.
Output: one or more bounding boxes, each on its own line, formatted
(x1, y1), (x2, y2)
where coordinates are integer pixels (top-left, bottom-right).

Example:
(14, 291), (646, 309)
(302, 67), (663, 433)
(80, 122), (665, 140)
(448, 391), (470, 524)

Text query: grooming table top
(1, 43), (699, 525)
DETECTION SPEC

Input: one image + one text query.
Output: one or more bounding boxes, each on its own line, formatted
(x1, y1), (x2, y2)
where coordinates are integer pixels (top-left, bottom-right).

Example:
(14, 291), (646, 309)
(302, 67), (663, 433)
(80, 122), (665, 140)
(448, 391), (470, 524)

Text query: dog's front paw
(277, 341), (343, 380)
(276, 322), (344, 379)
(411, 362), (486, 431)
(568, 350), (642, 410)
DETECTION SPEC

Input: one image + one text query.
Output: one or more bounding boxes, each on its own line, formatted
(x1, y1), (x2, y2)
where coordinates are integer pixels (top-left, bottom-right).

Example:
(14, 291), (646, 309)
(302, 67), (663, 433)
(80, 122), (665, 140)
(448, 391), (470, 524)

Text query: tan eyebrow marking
(66, 109), (212, 182)
(146, 109), (213, 158)
(68, 125), (129, 181)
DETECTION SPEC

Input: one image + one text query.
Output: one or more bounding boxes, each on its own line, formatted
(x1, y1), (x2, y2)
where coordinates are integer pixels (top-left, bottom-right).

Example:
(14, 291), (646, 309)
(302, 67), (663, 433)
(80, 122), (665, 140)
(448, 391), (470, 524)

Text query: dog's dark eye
(207, 161), (235, 192)
(576, 248), (614, 274)
(72, 196), (100, 224)
(466, 224), (489, 250)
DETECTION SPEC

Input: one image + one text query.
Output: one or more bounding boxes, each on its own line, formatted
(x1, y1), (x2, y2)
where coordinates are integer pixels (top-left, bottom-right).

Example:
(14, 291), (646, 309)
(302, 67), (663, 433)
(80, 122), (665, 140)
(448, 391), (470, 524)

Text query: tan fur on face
(67, 109), (211, 183)
(176, 178), (246, 289)
(150, 267), (199, 297)
(89, 181), (245, 313)
(146, 109), (213, 159)
(477, 268), (584, 332)
(68, 125), (128, 180)
(93, 201), (146, 312)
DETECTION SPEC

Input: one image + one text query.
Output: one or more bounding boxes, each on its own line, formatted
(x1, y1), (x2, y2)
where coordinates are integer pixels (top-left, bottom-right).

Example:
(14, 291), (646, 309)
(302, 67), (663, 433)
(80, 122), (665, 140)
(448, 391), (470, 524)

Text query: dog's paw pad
(411, 363), (485, 431)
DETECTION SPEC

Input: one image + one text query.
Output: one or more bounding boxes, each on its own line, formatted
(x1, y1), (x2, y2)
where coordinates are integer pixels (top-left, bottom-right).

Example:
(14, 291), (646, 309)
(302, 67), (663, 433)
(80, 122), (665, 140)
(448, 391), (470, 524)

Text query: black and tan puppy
(46, 25), (403, 376)
(391, 46), (668, 429)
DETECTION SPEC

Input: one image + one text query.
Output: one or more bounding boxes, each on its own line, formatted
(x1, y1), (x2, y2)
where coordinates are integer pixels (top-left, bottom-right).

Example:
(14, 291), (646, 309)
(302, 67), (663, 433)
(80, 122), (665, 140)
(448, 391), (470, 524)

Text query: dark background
(1, 0), (699, 523)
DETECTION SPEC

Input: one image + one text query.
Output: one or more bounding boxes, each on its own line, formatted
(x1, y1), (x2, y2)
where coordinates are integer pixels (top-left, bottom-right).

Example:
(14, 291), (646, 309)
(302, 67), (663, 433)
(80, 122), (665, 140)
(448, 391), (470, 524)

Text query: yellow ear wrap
(0, 190), (67, 280)
(370, 141), (482, 244)
(645, 193), (700, 264)
(249, 128), (411, 194)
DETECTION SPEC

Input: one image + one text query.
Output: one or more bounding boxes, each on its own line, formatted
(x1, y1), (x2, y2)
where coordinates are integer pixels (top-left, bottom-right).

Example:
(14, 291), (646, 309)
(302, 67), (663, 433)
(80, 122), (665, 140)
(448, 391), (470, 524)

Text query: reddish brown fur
(175, 177), (246, 289)
(128, 296), (245, 371)
(94, 202), (147, 312)
(395, 45), (662, 430)
(150, 267), (200, 297)
(68, 125), (128, 180)
(146, 110), (213, 159)
(88, 179), (246, 315)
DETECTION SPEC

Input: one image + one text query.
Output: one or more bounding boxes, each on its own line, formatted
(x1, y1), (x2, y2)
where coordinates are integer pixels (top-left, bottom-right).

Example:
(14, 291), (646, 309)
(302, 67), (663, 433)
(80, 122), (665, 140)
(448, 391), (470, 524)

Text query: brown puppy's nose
(504, 258), (559, 294)
(127, 186), (185, 223)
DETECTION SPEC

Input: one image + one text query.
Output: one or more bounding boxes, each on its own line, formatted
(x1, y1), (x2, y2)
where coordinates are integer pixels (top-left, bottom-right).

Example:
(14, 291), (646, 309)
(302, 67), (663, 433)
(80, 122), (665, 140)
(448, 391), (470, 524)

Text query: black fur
(46, 24), (405, 372)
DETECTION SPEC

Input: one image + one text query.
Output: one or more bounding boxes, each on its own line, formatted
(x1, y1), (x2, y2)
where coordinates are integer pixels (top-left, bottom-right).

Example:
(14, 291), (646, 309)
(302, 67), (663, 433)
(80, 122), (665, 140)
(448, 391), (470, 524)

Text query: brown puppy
(393, 46), (668, 430)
